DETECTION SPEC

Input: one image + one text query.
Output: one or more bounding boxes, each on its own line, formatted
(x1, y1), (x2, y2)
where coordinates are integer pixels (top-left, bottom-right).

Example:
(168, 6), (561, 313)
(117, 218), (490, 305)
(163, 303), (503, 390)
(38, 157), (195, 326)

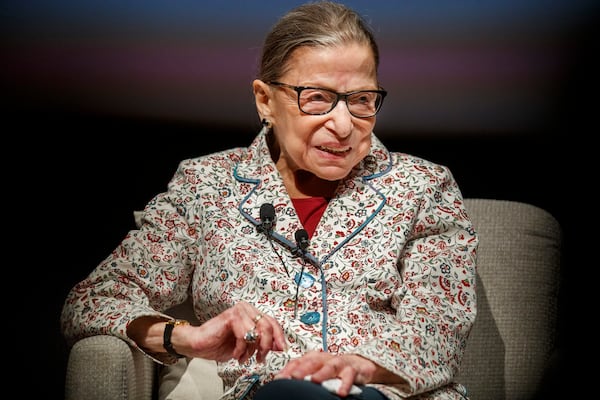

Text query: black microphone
(294, 229), (310, 253)
(259, 202), (290, 276)
(259, 203), (276, 234)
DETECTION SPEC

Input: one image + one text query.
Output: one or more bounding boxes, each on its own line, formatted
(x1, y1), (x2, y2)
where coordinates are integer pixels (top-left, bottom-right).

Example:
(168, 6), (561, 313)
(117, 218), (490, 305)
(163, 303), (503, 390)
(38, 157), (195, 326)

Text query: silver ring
(244, 328), (259, 343)
(252, 314), (263, 323)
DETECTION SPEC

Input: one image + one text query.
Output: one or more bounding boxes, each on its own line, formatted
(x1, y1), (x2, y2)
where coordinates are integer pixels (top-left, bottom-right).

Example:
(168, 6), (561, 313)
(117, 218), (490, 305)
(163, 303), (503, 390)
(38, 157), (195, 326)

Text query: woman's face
(257, 43), (379, 182)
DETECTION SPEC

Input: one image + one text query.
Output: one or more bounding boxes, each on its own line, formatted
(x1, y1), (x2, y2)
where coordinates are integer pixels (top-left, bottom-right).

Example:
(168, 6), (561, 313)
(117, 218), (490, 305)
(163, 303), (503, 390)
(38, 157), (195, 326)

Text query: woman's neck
(268, 136), (338, 198)
(284, 169), (339, 199)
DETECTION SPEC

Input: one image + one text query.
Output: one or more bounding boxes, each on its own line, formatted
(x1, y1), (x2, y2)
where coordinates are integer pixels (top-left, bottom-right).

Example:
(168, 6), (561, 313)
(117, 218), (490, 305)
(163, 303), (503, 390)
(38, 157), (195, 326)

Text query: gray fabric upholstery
(65, 335), (154, 400)
(64, 198), (562, 400)
(455, 199), (561, 400)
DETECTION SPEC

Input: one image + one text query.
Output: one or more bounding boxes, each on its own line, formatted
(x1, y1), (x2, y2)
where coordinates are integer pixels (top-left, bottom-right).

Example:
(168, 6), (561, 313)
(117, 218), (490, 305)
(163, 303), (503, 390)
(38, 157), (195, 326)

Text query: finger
(259, 314), (288, 351)
(232, 324), (257, 361)
(252, 313), (287, 356)
(336, 368), (358, 397)
(255, 323), (278, 363)
(304, 355), (337, 381)
(232, 336), (250, 362)
(238, 342), (257, 364)
(231, 304), (262, 357)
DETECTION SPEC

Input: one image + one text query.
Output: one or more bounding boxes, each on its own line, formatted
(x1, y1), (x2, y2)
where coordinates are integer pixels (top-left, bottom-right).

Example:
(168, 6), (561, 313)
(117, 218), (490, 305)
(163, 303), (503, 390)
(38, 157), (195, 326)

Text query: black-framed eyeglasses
(268, 81), (387, 118)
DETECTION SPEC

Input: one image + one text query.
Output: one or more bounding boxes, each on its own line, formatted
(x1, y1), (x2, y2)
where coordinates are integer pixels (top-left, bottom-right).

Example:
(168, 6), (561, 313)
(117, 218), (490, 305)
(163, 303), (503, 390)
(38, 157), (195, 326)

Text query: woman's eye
(304, 90), (333, 103)
(351, 93), (372, 105)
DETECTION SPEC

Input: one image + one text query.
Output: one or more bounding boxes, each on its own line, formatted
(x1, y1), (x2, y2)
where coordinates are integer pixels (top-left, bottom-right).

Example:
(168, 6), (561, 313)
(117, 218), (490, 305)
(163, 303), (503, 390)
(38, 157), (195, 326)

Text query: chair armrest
(65, 335), (155, 400)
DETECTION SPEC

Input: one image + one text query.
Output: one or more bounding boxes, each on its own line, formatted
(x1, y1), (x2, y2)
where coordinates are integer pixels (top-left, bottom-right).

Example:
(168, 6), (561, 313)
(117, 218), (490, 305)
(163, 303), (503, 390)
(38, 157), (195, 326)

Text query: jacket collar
(233, 129), (392, 263)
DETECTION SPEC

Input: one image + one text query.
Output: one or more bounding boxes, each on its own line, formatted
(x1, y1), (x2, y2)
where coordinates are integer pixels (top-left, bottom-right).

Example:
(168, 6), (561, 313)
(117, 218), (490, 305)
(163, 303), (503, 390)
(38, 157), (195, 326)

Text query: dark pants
(254, 378), (389, 400)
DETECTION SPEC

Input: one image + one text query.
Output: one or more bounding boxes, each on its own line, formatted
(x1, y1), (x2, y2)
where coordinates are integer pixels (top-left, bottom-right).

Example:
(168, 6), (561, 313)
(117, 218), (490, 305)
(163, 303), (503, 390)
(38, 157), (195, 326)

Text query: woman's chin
(313, 167), (352, 182)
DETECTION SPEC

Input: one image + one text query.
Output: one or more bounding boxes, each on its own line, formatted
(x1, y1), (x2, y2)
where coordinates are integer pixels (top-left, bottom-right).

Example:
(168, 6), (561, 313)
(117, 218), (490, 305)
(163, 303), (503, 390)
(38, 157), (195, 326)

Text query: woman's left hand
(274, 351), (377, 397)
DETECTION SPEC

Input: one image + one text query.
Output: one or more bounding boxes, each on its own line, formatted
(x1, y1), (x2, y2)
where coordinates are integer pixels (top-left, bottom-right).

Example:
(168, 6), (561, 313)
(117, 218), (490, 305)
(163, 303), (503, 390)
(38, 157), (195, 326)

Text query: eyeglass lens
(298, 88), (383, 117)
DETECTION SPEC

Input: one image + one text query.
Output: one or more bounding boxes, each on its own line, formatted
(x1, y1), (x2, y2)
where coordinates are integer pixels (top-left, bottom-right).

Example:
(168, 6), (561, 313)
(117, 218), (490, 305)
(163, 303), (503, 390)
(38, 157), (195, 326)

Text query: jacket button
(300, 311), (320, 325)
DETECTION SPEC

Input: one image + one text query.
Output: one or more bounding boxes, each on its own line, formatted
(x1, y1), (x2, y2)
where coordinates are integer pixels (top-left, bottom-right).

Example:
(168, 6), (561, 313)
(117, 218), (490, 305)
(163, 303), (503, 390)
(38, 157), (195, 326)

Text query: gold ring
(253, 314), (263, 323)
(244, 328), (259, 343)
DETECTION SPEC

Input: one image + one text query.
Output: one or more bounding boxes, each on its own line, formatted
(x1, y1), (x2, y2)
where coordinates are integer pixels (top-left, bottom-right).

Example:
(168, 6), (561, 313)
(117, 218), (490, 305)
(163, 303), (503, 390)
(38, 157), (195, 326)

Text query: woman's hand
(274, 351), (374, 396)
(127, 301), (287, 364)
(274, 350), (402, 397)
(185, 301), (287, 363)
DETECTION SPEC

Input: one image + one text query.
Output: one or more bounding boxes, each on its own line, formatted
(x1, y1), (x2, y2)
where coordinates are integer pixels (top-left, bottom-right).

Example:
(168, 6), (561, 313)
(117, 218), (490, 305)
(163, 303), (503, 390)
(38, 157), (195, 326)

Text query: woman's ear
(253, 79), (273, 121)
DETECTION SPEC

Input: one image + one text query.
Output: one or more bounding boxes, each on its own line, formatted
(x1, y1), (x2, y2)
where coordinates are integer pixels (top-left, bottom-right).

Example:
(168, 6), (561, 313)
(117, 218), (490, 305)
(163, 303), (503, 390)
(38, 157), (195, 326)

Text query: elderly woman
(61, 2), (478, 400)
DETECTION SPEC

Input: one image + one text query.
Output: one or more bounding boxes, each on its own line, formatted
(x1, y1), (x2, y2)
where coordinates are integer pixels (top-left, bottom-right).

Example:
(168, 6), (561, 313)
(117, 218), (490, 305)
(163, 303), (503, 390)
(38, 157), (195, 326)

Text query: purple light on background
(3, 0), (596, 134)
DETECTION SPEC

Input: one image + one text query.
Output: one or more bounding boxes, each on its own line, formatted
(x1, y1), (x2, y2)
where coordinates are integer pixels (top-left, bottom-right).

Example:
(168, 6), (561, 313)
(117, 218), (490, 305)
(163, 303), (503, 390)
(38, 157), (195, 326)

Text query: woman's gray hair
(258, 1), (380, 82)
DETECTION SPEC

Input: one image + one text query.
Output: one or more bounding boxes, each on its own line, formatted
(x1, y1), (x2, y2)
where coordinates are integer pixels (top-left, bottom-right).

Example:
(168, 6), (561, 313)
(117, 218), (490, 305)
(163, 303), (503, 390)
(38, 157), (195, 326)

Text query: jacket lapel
(233, 131), (393, 263)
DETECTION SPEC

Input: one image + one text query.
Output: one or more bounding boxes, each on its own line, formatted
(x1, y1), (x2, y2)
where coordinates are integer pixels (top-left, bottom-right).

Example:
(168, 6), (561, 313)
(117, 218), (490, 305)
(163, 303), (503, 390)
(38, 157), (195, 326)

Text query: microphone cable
(268, 235), (290, 277)
(293, 229), (310, 319)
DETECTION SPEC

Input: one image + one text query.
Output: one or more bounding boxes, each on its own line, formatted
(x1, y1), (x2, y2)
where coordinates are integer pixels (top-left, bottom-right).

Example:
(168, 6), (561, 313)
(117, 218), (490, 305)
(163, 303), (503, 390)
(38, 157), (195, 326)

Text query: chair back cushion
(457, 199), (561, 400)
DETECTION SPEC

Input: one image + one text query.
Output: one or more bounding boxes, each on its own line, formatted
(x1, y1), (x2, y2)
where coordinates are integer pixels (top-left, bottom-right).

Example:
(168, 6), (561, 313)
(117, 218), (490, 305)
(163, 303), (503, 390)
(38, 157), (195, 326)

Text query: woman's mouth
(317, 145), (351, 155)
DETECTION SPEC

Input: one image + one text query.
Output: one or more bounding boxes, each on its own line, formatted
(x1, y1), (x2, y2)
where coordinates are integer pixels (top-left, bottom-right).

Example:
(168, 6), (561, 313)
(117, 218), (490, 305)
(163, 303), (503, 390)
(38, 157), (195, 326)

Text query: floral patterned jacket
(61, 130), (478, 400)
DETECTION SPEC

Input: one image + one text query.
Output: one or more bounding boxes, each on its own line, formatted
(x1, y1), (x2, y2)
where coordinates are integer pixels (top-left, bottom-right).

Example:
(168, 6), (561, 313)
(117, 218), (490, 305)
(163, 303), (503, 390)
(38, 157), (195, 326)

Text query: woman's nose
(326, 100), (354, 137)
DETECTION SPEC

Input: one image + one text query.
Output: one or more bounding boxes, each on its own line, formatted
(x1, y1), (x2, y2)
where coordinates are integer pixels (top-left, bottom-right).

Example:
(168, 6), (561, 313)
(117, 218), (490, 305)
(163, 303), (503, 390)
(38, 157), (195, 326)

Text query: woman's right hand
(127, 301), (287, 364)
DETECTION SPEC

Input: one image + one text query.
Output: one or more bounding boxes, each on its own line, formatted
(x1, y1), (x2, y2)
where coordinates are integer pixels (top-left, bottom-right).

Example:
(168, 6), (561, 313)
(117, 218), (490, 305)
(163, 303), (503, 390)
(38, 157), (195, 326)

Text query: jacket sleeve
(60, 158), (203, 364)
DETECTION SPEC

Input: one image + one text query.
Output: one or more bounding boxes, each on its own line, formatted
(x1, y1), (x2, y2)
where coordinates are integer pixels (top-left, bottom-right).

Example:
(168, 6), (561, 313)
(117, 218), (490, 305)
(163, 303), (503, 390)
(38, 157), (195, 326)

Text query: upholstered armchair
(64, 198), (562, 400)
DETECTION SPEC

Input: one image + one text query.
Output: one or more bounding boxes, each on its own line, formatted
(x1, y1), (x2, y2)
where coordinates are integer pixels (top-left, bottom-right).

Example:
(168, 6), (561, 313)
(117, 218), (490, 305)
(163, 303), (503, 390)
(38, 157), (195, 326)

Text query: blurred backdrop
(4, 0), (597, 135)
(3, 1), (597, 398)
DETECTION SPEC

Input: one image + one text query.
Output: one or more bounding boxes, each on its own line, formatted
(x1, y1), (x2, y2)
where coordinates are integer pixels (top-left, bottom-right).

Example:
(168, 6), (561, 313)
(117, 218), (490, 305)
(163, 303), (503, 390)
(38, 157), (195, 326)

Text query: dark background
(3, 1), (596, 398)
